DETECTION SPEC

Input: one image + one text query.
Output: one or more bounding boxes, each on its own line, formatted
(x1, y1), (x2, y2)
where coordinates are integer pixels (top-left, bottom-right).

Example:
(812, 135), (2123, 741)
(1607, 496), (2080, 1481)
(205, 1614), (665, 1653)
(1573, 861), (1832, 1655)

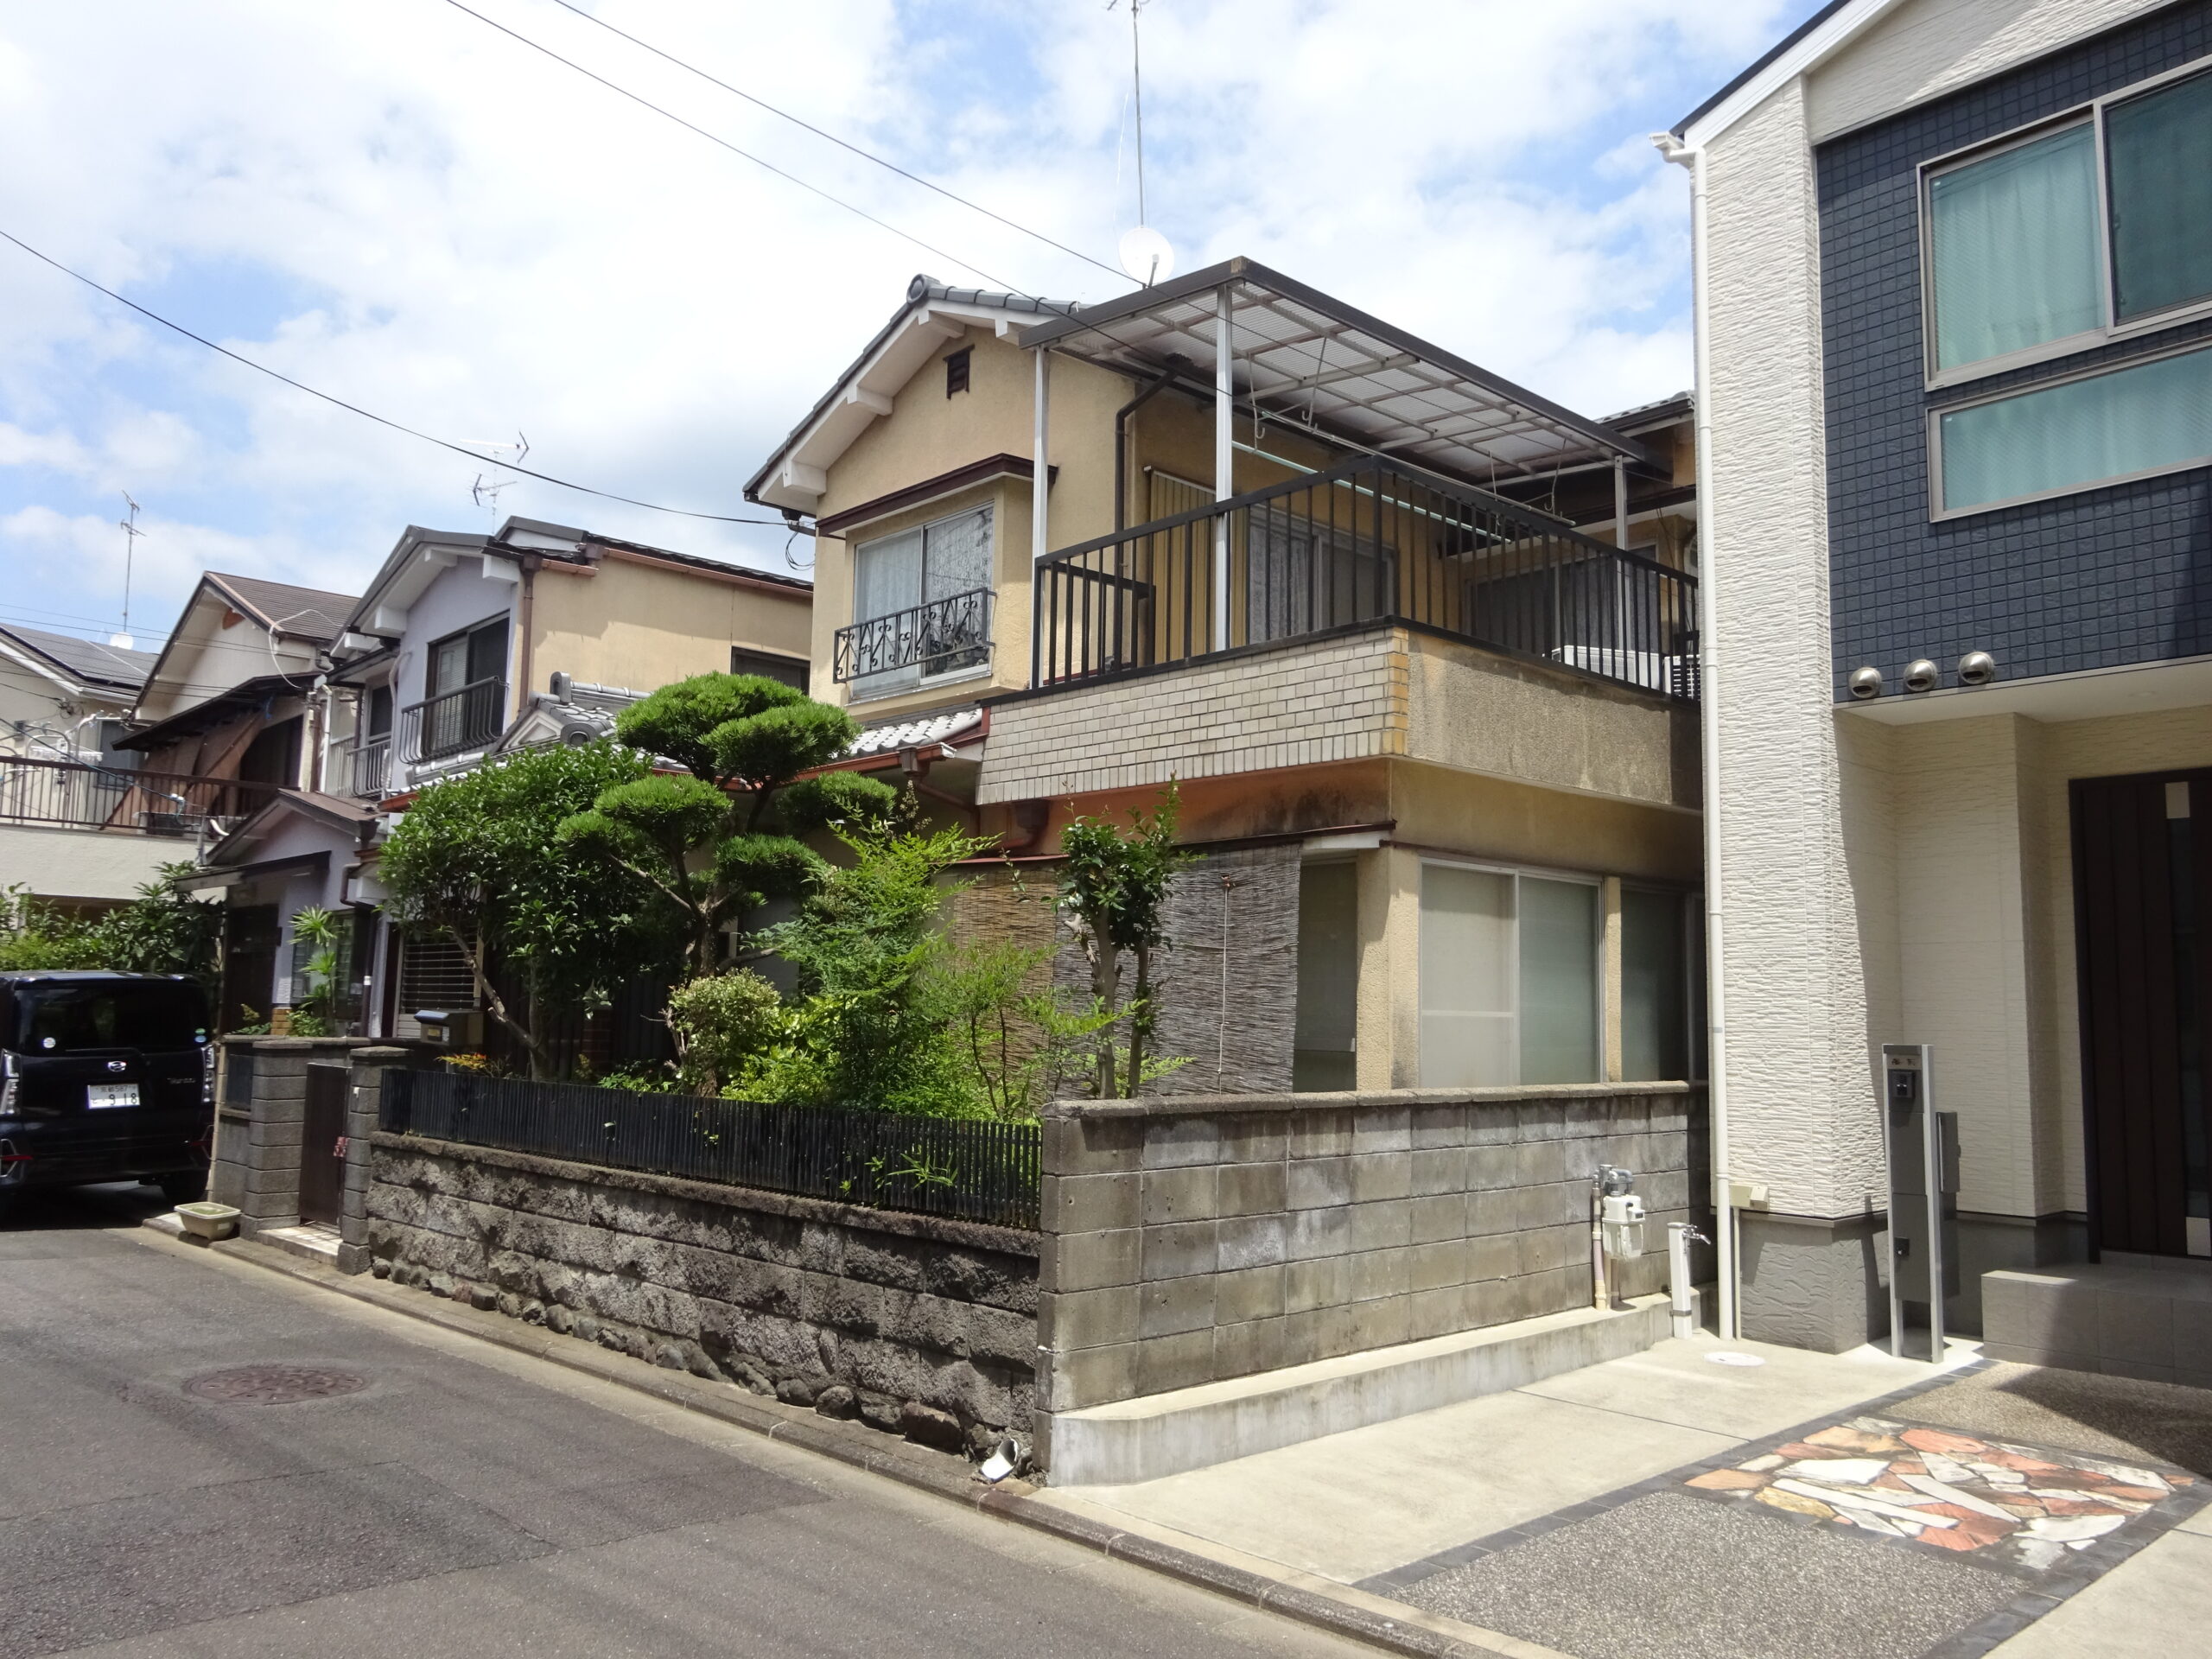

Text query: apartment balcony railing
(1033, 454), (1699, 701)
(0, 756), (276, 836)
(400, 678), (506, 764)
(832, 588), (994, 685)
(347, 737), (391, 799)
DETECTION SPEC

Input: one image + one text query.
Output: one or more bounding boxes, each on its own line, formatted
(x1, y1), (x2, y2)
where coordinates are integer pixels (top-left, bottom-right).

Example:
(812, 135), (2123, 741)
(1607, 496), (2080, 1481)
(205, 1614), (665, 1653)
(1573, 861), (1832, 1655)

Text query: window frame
(1925, 333), (2212, 518)
(423, 613), (511, 702)
(1414, 855), (1605, 1089)
(1919, 53), (2212, 392)
(848, 502), (995, 700)
(729, 646), (810, 693)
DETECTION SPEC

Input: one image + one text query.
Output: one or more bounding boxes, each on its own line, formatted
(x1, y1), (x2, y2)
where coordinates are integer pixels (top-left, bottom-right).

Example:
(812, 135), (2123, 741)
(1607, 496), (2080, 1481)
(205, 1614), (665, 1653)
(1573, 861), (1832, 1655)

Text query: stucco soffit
(1677, 0), (1904, 149)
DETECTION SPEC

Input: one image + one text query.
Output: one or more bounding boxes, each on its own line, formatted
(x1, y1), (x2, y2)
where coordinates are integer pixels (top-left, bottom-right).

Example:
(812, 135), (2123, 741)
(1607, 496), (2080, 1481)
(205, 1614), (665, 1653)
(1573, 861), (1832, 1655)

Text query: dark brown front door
(299, 1062), (347, 1227)
(220, 905), (280, 1033)
(2073, 767), (2211, 1258)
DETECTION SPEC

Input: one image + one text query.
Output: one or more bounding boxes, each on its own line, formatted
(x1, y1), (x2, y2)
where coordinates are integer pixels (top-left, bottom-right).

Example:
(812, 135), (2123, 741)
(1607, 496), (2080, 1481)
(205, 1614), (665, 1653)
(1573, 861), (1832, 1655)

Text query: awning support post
(1032, 346), (1051, 564)
(1213, 284), (1234, 653)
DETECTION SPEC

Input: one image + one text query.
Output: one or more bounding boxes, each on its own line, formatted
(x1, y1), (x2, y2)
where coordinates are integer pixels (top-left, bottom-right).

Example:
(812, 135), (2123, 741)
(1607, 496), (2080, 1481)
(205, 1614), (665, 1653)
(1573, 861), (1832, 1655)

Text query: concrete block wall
(977, 625), (1407, 804)
(208, 1037), (372, 1238)
(1035, 1084), (1702, 1421)
(366, 1132), (1041, 1441)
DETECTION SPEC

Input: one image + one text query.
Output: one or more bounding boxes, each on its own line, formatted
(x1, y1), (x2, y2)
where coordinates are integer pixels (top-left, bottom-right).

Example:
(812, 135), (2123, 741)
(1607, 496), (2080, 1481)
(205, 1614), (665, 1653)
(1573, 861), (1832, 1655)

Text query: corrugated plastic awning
(1017, 256), (1656, 485)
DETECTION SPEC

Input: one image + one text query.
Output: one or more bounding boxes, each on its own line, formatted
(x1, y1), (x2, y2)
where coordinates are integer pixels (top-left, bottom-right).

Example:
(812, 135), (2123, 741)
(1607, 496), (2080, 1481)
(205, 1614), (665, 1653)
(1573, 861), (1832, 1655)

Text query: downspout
(1115, 367), (1179, 533)
(1656, 130), (1736, 1343)
(512, 554), (542, 718)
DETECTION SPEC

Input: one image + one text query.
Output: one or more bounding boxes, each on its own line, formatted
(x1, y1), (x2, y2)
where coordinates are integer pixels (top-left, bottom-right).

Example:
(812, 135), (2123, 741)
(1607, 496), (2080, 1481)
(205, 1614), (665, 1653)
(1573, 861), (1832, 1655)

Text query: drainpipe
(1115, 367), (1179, 533)
(512, 554), (542, 720)
(1656, 130), (1736, 1343)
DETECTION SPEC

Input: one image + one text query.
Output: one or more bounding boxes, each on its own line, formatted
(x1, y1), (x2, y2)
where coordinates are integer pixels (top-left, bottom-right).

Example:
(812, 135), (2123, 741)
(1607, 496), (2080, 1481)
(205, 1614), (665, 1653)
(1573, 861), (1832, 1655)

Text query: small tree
(0, 864), (220, 982)
(557, 673), (899, 983)
(283, 906), (341, 1037)
(379, 741), (670, 1078)
(1059, 782), (1192, 1097)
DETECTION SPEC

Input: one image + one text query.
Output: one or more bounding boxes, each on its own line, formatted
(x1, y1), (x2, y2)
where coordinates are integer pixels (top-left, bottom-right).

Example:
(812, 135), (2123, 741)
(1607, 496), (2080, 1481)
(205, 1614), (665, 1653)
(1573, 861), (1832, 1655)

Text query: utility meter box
(1882, 1044), (1959, 1361)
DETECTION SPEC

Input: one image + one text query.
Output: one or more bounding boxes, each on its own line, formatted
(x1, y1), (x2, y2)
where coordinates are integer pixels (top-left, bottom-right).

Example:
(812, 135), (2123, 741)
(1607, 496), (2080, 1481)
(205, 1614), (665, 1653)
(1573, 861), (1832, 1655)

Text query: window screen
(1940, 345), (2212, 511)
(730, 648), (809, 693)
(1928, 124), (2101, 372)
(2107, 70), (2212, 321)
(1620, 887), (1688, 1083)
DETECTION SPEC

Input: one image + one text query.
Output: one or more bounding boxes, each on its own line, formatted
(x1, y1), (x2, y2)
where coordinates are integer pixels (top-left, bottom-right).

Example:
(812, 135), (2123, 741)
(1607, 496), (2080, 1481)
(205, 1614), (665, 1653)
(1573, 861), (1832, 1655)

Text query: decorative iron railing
(400, 678), (506, 763)
(0, 756), (276, 835)
(832, 587), (994, 685)
(346, 738), (391, 799)
(381, 1067), (1041, 1230)
(1033, 454), (1699, 700)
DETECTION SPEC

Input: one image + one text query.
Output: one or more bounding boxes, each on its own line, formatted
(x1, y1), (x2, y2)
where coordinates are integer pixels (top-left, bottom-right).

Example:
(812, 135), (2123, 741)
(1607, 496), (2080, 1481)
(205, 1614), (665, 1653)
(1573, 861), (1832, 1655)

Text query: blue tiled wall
(1816, 0), (2212, 700)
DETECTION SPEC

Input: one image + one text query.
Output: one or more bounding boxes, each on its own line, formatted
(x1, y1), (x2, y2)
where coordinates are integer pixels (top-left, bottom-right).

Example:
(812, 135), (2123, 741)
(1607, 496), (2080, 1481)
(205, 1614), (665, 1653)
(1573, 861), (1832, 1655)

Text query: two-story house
(1668, 0), (2212, 1366)
(198, 513), (813, 1052)
(747, 264), (1705, 1102)
(0, 624), (166, 910)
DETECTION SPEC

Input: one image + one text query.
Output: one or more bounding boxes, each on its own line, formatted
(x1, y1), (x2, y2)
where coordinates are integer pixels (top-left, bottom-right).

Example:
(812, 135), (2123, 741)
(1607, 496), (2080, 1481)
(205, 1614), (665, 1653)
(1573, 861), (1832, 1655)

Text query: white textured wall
(0, 824), (186, 903)
(1809, 0), (2172, 141)
(1706, 79), (1890, 1218)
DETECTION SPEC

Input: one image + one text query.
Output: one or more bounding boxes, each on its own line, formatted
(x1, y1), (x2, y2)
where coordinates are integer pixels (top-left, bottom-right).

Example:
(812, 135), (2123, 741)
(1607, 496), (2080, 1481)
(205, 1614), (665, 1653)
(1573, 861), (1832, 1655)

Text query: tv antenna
(1108, 1), (1175, 286)
(112, 493), (143, 649)
(472, 473), (518, 509)
(460, 429), (530, 463)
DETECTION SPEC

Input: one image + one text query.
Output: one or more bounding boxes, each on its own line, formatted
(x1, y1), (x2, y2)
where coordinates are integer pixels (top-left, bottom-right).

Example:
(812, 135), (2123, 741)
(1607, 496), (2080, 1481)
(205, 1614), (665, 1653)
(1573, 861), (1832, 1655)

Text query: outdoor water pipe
(1114, 365), (1180, 533)
(1653, 129), (1738, 1343)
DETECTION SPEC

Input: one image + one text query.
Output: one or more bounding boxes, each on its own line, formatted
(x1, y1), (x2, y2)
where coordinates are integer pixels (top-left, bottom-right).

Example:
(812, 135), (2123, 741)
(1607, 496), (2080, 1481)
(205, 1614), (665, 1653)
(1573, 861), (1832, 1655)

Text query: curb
(143, 1223), (1515, 1659)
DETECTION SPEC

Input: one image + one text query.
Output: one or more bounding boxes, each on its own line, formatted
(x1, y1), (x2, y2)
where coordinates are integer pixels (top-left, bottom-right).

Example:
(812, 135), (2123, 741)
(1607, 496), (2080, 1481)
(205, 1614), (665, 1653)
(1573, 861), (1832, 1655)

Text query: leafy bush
(0, 864), (220, 982)
(665, 969), (783, 1094)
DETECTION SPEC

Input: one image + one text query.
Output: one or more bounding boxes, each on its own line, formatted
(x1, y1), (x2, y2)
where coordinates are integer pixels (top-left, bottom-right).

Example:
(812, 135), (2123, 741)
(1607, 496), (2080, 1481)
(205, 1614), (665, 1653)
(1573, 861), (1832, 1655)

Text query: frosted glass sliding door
(1418, 866), (1516, 1086)
(1520, 878), (1599, 1084)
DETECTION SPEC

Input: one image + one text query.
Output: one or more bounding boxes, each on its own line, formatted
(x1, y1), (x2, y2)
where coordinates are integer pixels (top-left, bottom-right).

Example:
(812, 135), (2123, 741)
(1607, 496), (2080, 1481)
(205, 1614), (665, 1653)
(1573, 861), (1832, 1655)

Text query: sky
(0, 0), (1823, 652)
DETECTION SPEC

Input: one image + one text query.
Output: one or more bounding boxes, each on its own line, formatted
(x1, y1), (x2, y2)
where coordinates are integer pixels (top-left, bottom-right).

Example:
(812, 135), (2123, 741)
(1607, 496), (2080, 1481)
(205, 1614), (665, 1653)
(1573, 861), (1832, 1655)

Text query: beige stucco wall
(803, 327), (1131, 724)
(135, 588), (321, 726)
(0, 823), (188, 903)
(527, 554), (811, 697)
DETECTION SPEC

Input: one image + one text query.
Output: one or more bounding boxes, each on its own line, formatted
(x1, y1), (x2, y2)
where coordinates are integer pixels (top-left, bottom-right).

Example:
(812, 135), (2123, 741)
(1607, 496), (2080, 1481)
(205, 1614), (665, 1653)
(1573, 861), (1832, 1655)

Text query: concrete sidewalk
(1037, 1334), (2212, 1659)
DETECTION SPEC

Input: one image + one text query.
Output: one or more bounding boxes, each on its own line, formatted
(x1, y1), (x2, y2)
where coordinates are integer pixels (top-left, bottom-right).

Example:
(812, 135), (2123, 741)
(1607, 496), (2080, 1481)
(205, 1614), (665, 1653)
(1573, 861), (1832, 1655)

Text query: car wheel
(157, 1172), (207, 1205)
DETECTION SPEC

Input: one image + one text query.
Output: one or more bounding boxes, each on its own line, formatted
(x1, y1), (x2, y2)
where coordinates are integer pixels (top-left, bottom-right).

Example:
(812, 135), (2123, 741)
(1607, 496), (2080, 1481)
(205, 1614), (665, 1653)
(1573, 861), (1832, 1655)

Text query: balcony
(346, 737), (391, 800)
(1032, 454), (1697, 701)
(401, 679), (506, 764)
(833, 588), (994, 689)
(0, 757), (276, 836)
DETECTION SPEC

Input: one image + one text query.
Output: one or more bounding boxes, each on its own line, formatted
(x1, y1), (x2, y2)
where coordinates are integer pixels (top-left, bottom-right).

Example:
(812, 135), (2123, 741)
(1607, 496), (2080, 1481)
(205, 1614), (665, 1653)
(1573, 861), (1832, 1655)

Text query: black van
(0, 972), (214, 1217)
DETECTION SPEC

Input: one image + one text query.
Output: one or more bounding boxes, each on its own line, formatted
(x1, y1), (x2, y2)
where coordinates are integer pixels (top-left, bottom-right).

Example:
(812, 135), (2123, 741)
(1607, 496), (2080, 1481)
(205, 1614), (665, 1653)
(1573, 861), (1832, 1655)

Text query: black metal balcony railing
(0, 756), (276, 835)
(400, 679), (506, 764)
(832, 588), (994, 685)
(1033, 454), (1699, 701)
(347, 737), (391, 799)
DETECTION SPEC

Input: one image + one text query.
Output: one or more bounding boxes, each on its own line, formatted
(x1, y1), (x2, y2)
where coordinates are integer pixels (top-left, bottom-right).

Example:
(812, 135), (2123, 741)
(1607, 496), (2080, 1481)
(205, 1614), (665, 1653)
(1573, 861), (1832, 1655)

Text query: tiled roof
(0, 625), (156, 690)
(843, 704), (985, 759)
(206, 573), (359, 642)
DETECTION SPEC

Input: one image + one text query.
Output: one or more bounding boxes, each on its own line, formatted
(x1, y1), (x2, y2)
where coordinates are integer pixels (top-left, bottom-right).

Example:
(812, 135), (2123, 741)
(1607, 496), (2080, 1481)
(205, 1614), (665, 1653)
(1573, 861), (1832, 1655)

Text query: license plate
(86, 1084), (139, 1109)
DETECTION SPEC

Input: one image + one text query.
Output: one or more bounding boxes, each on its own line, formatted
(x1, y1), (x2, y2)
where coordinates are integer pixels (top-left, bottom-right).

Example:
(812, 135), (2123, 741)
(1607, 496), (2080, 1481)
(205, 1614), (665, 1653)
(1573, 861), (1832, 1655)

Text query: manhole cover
(184, 1365), (368, 1405)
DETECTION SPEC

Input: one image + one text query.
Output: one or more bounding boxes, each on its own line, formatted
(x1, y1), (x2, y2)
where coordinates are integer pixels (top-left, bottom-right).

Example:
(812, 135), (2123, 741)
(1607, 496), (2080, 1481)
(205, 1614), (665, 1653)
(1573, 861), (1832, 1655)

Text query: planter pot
(175, 1201), (240, 1241)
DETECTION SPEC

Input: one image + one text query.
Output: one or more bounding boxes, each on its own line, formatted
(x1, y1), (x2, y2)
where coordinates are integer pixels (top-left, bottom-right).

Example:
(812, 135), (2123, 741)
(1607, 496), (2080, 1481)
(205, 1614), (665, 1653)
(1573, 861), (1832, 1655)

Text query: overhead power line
(537, 0), (1124, 282)
(441, 0), (1028, 293)
(0, 226), (796, 527)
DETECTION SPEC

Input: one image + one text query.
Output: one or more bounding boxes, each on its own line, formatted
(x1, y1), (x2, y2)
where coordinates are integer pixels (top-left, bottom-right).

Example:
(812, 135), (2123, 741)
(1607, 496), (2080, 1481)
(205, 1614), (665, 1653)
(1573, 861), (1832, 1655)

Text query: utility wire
(537, 0), (1123, 282)
(0, 227), (795, 527)
(442, 0), (1027, 294)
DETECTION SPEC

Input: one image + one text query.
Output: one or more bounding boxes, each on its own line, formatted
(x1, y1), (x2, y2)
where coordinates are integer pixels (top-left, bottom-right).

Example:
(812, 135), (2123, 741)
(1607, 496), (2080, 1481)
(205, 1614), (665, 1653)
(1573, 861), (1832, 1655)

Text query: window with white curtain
(850, 505), (993, 697)
(1416, 862), (1601, 1087)
(1926, 64), (2212, 378)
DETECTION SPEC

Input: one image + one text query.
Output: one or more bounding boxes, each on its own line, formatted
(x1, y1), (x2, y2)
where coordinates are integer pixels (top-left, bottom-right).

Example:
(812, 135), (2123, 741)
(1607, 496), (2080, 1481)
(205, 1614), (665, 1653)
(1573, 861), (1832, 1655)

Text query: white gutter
(1655, 130), (1736, 1343)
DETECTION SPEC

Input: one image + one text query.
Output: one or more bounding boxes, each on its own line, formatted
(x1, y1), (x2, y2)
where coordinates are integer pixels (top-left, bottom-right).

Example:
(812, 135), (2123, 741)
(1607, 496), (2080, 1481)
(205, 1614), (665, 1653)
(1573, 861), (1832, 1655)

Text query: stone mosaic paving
(1682, 1414), (2196, 1573)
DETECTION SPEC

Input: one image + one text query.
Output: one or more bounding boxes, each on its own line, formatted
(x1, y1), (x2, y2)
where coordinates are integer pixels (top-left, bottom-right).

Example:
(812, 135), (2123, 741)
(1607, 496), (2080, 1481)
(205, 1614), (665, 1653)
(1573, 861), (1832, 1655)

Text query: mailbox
(1883, 1044), (1959, 1361)
(413, 1008), (483, 1049)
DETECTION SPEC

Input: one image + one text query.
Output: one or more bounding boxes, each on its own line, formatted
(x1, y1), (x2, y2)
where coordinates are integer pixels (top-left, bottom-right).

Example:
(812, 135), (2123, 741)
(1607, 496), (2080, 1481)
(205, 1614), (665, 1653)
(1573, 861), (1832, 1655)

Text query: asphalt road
(0, 1185), (1370, 1659)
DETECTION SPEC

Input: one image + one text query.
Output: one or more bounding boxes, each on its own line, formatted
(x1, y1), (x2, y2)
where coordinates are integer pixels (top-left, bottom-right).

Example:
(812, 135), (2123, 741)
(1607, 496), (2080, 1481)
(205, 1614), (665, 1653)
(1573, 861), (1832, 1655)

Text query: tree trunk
(1088, 913), (1121, 1098)
(454, 925), (544, 1080)
(1128, 941), (1153, 1096)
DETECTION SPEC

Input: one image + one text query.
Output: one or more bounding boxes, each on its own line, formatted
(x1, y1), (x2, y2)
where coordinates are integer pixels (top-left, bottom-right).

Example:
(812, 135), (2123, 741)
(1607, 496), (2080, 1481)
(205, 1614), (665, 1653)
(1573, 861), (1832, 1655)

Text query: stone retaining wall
(1035, 1084), (1704, 1427)
(365, 1132), (1040, 1452)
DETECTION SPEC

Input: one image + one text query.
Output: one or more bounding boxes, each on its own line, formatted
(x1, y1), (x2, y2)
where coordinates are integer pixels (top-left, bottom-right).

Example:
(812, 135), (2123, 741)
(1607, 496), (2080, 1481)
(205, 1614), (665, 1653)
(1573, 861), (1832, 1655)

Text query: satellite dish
(1119, 226), (1176, 287)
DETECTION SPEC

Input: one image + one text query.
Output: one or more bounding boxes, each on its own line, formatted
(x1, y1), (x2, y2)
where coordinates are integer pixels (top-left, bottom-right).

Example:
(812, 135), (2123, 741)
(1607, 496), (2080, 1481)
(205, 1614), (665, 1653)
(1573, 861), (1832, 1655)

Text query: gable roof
(1673, 0), (1904, 147)
(203, 573), (358, 644)
(745, 276), (1084, 513)
(0, 624), (156, 696)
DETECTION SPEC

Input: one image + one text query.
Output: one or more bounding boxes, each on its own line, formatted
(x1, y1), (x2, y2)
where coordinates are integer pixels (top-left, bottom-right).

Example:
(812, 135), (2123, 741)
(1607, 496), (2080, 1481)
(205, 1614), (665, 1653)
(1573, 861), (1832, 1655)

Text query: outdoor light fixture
(1903, 658), (1940, 693)
(1849, 665), (1885, 699)
(1957, 651), (1997, 686)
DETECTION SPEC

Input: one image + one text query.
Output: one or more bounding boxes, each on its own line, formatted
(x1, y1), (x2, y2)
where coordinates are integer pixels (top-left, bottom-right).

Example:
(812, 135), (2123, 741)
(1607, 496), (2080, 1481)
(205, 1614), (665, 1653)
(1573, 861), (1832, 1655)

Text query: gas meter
(1601, 1191), (1648, 1261)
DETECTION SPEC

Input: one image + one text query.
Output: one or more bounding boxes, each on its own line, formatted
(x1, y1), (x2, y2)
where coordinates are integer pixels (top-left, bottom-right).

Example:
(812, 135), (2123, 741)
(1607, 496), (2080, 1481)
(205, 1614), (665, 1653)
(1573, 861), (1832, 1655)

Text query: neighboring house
(747, 263), (1705, 1097)
(199, 513), (811, 1048)
(0, 624), (168, 909)
(1667, 0), (2212, 1354)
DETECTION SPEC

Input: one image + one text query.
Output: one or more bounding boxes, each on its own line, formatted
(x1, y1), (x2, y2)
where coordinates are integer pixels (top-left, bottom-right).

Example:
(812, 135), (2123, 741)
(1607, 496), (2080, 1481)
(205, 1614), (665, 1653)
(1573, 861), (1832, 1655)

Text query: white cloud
(0, 0), (1801, 639)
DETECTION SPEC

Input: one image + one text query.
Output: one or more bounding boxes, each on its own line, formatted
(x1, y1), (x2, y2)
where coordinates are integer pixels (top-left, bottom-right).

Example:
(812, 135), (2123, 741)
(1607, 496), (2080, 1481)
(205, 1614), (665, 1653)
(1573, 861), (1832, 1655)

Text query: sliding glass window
(1417, 863), (1600, 1087)
(2107, 69), (2212, 321)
